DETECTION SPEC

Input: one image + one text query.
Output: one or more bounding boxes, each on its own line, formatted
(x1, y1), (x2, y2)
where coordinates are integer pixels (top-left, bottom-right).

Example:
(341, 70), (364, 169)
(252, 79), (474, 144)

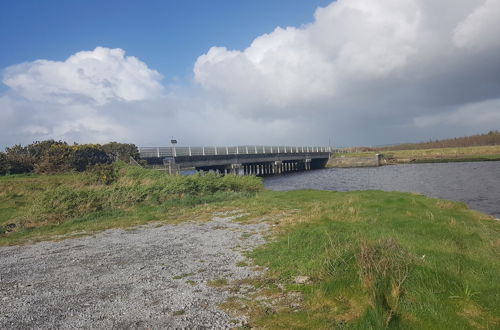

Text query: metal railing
(138, 146), (340, 158)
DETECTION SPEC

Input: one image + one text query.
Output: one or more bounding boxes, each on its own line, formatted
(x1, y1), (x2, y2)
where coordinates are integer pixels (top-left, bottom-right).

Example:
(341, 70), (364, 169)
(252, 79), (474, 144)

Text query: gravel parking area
(0, 213), (268, 329)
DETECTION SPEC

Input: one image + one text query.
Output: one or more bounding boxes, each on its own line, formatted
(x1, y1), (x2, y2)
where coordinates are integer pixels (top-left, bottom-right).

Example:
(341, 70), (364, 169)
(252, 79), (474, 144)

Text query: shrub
(0, 152), (8, 175)
(85, 163), (118, 185)
(5, 144), (35, 174)
(34, 144), (74, 174)
(102, 142), (140, 162)
(72, 144), (111, 171)
(27, 140), (67, 161)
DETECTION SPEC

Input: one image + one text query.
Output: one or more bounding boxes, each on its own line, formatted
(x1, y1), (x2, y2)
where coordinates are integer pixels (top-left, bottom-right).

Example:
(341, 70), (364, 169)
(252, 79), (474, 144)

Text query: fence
(138, 146), (341, 158)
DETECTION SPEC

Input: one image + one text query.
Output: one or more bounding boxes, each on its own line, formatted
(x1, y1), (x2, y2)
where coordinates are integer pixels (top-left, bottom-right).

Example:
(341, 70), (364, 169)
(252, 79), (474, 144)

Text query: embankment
(327, 154), (382, 168)
(330, 145), (500, 166)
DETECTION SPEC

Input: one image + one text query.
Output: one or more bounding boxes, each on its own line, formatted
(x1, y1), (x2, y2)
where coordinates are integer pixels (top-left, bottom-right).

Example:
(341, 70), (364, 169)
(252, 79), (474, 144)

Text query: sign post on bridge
(170, 137), (177, 157)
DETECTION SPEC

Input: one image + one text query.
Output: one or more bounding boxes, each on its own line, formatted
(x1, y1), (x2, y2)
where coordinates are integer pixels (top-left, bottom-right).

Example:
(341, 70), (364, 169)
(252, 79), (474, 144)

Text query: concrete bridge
(139, 146), (335, 175)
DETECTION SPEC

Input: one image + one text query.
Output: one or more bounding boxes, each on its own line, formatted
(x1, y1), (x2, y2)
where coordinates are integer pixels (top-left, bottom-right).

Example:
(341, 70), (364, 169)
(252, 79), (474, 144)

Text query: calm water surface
(263, 161), (500, 218)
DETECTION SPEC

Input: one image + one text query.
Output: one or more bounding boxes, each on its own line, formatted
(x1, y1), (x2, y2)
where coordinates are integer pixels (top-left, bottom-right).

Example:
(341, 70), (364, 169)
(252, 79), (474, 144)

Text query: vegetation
(333, 145), (500, 164)
(1, 136), (499, 328)
(220, 190), (500, 329)
(101, 141), (140, 162)
(378, 130), (500, 151)
(0, 164), (262, 244)
(0, 140), (140, 175)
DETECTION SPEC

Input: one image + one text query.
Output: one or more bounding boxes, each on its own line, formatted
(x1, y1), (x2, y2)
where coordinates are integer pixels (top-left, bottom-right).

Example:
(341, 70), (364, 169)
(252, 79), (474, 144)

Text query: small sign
(171, 139), (177, 144)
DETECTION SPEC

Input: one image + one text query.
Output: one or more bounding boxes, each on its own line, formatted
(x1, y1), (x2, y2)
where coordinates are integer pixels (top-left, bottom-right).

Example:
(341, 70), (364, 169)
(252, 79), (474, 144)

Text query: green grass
(1, 167), (499, 328)
(221, 190), (500, 329)
(0, 164), (262, 245)
(333, 145), (500, 164)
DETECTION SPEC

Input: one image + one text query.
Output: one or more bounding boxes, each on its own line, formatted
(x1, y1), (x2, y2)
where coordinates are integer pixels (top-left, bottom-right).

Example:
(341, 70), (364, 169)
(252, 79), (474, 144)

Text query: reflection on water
(263, 161), (500, 218)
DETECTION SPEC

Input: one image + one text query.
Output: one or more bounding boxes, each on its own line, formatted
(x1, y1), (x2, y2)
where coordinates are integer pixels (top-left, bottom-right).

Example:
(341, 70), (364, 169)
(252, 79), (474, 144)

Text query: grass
(1, 167), (499, 328)
(333, 145), (500, 164)
(0, 164), (262, 245)
(221, 190), (500, 329)
(208, 278), (229, 287)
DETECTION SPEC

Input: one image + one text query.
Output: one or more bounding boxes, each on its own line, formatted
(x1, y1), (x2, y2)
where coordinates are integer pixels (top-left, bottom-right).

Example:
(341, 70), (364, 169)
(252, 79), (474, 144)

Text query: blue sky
(0, 0), (331, 84)
(1, 0), (499, 148)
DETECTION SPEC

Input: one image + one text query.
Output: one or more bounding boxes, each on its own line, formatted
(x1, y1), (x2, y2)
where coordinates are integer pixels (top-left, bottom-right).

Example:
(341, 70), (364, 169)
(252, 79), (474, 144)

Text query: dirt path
(0, 214), (267, 329)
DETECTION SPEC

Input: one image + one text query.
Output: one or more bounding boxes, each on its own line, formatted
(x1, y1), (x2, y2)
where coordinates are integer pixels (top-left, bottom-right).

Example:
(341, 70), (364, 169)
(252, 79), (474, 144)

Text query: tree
(102, 142), (140, 162)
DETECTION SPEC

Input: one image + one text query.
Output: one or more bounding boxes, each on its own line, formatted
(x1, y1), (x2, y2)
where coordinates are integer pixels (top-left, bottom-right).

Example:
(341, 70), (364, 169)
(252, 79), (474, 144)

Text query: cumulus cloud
(453, 0), (500, 50)
(3, 47), (163, 105)
(1, 0), (500, 149)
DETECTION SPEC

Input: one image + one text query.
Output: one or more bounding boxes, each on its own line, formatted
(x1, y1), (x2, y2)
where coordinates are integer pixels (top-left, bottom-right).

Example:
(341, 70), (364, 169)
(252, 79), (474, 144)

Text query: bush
(34, 144), (74, 174)
(0, 152), (8, 175)
(102, 142), (139, 162)
(72, 144), (111, 171)
(85, 163), (118, 185)
(27, 140), (67, 161)
(35, 144), (112, 174)
(5, 144), (35, 174)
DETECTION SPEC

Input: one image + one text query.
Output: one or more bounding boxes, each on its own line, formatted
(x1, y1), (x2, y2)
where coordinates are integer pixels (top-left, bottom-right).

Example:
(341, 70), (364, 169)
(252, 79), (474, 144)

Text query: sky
(1, 0), (499, 148)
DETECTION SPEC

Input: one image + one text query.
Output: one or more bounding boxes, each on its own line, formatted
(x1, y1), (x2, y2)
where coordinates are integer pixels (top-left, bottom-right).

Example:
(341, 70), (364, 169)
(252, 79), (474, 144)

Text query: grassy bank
(223, 190), (500, 329)
(333, 145), (500, 164)
(1, 167), (499, 328)
(0, 164), (262, 245)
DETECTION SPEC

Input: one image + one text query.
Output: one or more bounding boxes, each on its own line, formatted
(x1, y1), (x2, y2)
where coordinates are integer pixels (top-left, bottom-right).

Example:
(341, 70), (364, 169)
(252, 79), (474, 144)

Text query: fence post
(189, 147), (192, 156)
(157, 147), (160, 158)
(215, 147), (218, 155)
(226, 146), (229, 155)
(202, 146), (205, 156)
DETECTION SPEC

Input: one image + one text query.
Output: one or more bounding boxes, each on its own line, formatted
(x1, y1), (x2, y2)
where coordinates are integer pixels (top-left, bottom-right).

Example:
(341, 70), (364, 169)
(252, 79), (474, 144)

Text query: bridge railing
(138, 146), (342, 158)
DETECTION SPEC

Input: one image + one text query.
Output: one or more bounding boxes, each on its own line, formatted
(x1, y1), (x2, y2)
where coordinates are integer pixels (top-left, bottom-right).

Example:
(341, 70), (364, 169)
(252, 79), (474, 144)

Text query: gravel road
(0, 213), (268, 329)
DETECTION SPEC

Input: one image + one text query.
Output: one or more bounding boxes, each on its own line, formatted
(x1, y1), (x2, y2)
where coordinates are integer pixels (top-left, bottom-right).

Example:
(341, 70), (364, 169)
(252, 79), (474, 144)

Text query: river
(263, 161), (500, 218)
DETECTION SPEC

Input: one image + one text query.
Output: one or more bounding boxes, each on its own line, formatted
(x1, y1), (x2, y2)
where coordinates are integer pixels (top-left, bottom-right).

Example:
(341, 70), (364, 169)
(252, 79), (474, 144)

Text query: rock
(293, 276), (310, 284)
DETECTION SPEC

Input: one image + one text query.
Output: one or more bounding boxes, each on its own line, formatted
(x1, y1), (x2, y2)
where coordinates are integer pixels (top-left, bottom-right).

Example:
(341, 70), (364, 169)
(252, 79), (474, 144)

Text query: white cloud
(1, 0), (500, 149)
(3, 47), (163, 105)
(453, 0), (500, 50)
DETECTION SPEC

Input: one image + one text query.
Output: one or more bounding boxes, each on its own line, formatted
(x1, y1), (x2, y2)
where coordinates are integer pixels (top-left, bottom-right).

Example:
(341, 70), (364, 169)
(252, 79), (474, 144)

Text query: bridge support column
(305, 158), (311, 170)
(274, 161), (282, 174)
(229, 163), (243, 175)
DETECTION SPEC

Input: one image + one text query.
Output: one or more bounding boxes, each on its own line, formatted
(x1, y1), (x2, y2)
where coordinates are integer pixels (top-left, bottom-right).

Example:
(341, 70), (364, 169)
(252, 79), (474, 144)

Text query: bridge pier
(305, 158), (311, 170)
(274, 161), (282, 174)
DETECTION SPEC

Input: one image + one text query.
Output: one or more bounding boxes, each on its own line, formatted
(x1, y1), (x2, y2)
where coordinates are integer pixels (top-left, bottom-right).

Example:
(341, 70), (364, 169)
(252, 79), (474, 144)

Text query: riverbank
(1, 167), (499, 328)
(329, 145), (500, 166)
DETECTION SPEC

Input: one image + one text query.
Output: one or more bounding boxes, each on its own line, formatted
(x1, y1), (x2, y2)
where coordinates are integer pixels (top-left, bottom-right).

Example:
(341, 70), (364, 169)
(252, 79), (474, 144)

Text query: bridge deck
(139, 146), (332, 175)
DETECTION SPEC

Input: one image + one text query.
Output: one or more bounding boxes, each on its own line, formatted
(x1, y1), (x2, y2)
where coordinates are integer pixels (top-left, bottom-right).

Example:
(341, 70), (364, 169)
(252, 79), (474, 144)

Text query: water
(263, 161), (500, 218)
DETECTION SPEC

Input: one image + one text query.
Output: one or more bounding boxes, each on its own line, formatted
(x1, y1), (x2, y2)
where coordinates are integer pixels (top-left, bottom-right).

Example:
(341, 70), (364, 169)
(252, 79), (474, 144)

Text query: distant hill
(374, 131), (500, 151)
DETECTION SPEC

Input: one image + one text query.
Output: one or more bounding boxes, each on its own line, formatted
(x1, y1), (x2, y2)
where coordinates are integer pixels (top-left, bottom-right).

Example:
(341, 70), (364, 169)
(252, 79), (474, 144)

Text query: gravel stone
(0, 214), (268, 329)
